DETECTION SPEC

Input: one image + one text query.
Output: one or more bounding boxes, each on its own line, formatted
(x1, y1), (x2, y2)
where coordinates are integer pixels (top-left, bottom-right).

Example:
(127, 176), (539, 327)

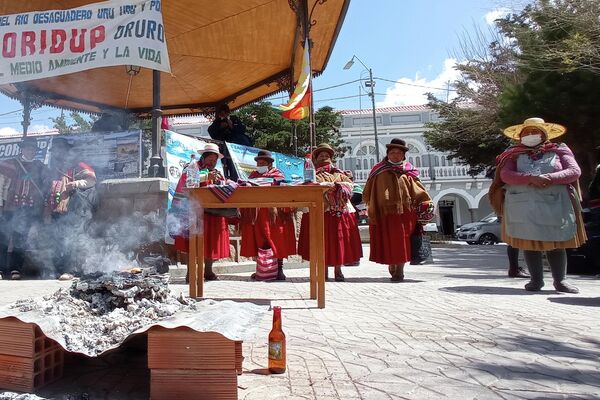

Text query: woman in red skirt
(171, 143), (230, 281)
(297, 143), (362, 281)
(240, 150), (296, 280)
(363, 139), (434, 281)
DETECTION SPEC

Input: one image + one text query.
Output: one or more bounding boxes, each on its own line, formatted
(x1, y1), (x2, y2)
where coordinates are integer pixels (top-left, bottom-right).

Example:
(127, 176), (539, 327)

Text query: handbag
(255, 247), (278, 281)
(410, 225), (432, 265)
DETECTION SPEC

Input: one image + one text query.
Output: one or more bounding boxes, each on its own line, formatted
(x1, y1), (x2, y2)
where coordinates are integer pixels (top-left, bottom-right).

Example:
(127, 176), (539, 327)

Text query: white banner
(0, 0), (170, 85)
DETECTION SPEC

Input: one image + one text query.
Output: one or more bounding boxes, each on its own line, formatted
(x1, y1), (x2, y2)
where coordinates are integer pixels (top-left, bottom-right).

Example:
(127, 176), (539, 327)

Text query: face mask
(521, 134), (543, 147)
(388, 159), (404, 166)
(256, 165), (269, 174)
(21, 154), (35, 162)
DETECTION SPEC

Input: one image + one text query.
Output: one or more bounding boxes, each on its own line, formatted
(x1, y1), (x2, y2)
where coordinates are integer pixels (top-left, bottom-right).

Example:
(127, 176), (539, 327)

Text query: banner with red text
(0, 0), (170, 85)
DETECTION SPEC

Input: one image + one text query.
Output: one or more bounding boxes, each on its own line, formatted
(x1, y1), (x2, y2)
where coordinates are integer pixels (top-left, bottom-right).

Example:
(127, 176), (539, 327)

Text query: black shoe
(334, 273), (345, 282)
(204, 271), (219, 281)
(509, 267), (530, 278)
(554, 281), (579, 294)
(276, 269), (286, 281)
(525, 281), (544, 291)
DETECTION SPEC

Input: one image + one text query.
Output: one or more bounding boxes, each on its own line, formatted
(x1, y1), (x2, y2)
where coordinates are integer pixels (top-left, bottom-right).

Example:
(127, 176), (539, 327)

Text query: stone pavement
(1, 244), (599, 399)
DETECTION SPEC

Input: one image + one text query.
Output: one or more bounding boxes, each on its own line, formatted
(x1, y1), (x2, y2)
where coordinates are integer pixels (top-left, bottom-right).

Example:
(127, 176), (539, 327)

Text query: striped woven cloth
(208, 181), (239, 202)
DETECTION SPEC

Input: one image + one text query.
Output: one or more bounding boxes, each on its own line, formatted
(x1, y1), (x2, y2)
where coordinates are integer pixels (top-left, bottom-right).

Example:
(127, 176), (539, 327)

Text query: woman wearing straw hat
(240, 150), (296, 280)
(297, 143), (362, 281)
(363, 139), (434, 281)
(489, 117), (587, 293)
(171, 142), (230, 281)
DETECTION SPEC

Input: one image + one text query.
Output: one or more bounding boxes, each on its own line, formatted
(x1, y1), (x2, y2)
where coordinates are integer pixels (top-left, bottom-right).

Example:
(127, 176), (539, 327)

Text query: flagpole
(302, 0), (316, 151)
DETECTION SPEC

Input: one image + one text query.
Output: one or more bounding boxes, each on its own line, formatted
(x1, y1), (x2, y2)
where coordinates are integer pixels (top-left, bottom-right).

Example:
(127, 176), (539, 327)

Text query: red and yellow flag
(275, 39), (311, 120)
(281, 85), (311, 120)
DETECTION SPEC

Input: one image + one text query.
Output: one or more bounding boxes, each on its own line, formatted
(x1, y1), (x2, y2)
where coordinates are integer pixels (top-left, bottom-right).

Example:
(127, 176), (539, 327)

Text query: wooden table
(186, 186), (329, 308)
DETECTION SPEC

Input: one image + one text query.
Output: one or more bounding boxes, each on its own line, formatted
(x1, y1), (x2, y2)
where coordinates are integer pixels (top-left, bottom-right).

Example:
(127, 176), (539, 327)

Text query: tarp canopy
(0, 0), (349, 116)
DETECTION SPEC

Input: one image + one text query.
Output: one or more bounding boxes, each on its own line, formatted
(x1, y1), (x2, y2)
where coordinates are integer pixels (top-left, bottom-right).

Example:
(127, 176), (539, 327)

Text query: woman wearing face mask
(239, 150), (296, 280)
(363, 139), (434, 281)
(489, 118), (587, 293)
(297, 143), (362, 281)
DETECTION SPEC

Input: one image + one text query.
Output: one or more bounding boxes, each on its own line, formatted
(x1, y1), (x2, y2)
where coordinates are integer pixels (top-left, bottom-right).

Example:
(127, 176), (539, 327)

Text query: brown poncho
(363, 167), (432, 224)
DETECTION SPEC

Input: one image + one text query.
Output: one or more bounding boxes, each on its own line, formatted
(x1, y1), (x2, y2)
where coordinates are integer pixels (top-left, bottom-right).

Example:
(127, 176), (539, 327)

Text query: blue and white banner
(0, 130), (141, 180)
(164, 130), (223, 208)
(0, 136), (52, 161)
(226, 142), (303, 182)
(48, 130), (142, 180)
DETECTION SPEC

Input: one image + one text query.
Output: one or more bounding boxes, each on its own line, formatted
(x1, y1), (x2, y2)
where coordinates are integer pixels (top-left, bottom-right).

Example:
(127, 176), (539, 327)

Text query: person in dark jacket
(208, 104), (252, 146)
(0, 138), (48, 279)
(589, 146), (600, 202)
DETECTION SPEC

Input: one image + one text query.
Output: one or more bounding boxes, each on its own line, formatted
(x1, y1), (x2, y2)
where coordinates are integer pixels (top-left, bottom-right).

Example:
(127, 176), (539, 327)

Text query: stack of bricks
(148, 327), (243, 400)
(0, 318), (64, 392)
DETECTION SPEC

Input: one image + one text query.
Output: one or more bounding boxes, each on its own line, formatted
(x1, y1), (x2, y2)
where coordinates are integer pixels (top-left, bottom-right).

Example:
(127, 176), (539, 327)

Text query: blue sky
(0, 0), (519, 136)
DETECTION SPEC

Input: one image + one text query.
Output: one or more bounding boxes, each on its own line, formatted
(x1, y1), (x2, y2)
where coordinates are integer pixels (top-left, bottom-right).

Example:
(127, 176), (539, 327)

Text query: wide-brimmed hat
(198, 142), (224, 159)
(386, 138), (409, 152)
(312, 143), (335, 161)
(19, 137), (38, 150)
(50, 137), (73, 151)
(503, 117), (566, 140)
(254, 150), (274, 163)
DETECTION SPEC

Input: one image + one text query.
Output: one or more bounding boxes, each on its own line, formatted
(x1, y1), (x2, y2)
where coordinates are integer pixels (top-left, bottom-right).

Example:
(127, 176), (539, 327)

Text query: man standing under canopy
(0, 138), (47, 280)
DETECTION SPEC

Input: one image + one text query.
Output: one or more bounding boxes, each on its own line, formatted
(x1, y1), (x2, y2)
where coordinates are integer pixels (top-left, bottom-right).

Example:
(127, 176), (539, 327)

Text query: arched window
(441, 157), (446, 167)
(355, 143), (378, 176)
(415, 157), (421, 167)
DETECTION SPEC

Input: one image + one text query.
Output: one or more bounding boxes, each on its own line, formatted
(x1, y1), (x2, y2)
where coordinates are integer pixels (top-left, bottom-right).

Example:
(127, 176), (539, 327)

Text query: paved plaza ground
(1, 244), (599, 399)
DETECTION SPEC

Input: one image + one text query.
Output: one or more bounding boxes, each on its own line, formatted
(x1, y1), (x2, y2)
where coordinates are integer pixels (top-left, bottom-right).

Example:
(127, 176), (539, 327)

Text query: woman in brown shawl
(363, 139), (434, 281)
(297, 143), (362, 281)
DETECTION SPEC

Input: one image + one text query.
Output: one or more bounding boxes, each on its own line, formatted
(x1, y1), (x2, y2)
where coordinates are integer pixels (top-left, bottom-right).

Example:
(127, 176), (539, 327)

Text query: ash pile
(8, 268), (200, 357)
(70, 268), (170, 313)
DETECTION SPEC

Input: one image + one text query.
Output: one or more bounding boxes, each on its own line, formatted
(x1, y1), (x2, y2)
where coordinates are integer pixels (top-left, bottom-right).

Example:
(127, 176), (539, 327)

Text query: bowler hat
(311, 143), (335, 161)
(50, 137), (73, 150)
(254, 150), (274, 163)
(386, 138), (409, 152)
(19, 137), (38, 150)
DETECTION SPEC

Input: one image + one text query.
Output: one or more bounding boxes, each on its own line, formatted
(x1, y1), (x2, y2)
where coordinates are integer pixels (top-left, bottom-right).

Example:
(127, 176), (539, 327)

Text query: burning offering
(0, 268), (267, 357)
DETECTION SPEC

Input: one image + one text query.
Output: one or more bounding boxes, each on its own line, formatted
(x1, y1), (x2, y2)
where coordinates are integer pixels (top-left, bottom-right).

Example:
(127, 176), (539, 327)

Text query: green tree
(426, 0), (600, 194)
(50, 111), (97, 134)
(497, 0), (600, 190)
(425, 27), (520, 175)
(236, 101), (347, 157)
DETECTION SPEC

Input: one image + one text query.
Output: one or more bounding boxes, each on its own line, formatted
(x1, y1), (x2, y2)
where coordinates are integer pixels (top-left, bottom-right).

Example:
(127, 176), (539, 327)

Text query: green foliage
(50, 111), (97, 134)
(236, 101), (347, 158)
(426, 27), (519, 175)
(426, 0), (600, 191)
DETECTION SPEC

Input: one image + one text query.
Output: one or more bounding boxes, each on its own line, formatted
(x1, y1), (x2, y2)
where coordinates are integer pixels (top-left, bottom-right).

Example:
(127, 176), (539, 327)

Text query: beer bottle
(268, 306), (286, 374)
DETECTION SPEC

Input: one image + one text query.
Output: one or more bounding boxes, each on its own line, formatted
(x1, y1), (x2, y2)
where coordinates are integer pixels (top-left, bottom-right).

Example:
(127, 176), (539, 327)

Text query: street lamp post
(344, 56), (380, 162)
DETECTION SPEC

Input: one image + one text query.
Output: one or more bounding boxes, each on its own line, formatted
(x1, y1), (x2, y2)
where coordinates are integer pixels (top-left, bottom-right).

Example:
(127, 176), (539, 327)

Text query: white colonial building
(337, 105), (493, 235)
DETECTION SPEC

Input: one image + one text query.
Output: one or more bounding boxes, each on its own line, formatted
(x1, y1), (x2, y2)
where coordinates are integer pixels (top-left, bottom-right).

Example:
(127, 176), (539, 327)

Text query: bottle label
(268, 341), (283, 360)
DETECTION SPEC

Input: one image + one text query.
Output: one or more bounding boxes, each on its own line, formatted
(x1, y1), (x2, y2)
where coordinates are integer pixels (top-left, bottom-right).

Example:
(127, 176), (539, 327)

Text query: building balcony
(417, 166), (487, 181)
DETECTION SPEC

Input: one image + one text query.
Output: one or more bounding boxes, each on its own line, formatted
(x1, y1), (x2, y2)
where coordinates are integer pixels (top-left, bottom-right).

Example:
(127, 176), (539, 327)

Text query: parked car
(423, 223), (438, 232)
(455, 213), (501, 245)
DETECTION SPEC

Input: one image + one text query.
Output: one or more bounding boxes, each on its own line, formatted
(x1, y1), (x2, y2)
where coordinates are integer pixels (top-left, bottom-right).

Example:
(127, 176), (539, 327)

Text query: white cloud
(484, 8), (510, 25)
(0, 127), (20, 136)
(377, 58), (461, 107)
(0, 124), (54, 137)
